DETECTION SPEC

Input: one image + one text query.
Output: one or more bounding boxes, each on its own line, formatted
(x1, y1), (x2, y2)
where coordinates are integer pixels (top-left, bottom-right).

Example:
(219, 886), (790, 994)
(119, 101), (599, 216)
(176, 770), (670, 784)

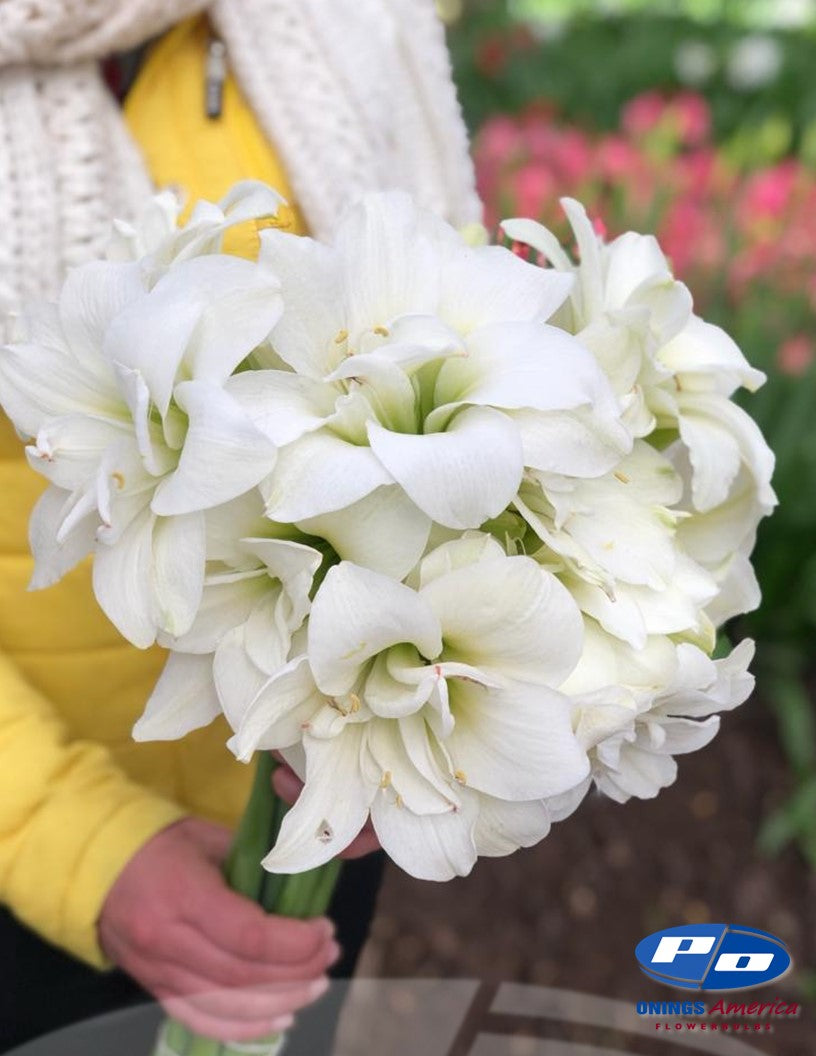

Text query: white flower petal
(0, 343), (122, 438)
(92, 506), (156, 648)
(370, 786), (478, 881)
(213, 624), (272, 733)
(660, 315), (765, 394)
(363, 651), (430, 719)
(59, 260), (145, 369)
(297, 486), (431, 580)
(366, 719), (455, 814)
(262, 726), (373, 873)
(545, 778), (591, 823)
(438, 244), (573, 330)
(181, 259), (283, 385)
(431, 322), (617, 422)
(399, 710), (463, 805)
(28, 485), (96, 589)
(239, 538), (321, 626)
(258, 230), (344, 377)
(499, 217), (573, 271)
(368, 407), (523, 530)
(334, 192), (455, 337)
(25, 415), (127, 491)
(133, 652), (220, 741)
(678, 392), (776, 513)
(104, 289), (202, 419)
(514, 407), (631, 477)
(228, 657), (323, 759)
(167, 570), (268, 653)
(308, 562), (442, 696)
(263, 431), (391, 522)
(151, 512), (206, 638)
(598, 744), (678, 802)
(706, 552), (761, 626)
(204, 490), (268, 565)
(473, 795), (552, 857)
(224, 370), (336, 446)
(645, 715), (720, 755)
(446, 680), (588, 800)
(421, 556), (583, 687)
(152, 381), (278, 516)
(242, 590), (296, 674)
(113, 364), (176, 477)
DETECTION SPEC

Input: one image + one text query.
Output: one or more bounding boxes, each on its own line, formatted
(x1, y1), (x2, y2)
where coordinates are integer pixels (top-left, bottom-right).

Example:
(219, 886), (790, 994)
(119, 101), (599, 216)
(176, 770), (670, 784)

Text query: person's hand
(98, 817), (340, 1042)
(272, 756), (381, 859)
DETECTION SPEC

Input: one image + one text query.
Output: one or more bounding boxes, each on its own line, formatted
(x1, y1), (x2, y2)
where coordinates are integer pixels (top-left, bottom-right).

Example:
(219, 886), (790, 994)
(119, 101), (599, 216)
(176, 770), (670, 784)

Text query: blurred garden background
(351, 3), (816, 1052)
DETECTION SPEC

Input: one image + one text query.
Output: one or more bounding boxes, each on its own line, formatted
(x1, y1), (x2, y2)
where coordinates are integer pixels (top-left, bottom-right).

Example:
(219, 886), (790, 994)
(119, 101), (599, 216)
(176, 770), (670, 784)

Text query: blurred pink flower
(552, 129), (593, 184)
(476, 115), (523, 167)
(592, 215), (608, 240)
(778, 334), (815, 376)
(672, 91), (711, 147)
(740, 161), (800, 220)
(622, 90), (667, 138)
(512, 161), (557, 219)
(596, 135), (642, 180)
(622, 90), (711, 148)
(473, 101), (816, 335)
(660, 198), (712, 275)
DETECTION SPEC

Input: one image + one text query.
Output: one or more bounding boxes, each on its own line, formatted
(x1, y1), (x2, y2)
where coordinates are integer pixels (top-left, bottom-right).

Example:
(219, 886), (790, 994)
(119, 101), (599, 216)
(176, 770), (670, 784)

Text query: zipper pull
(205, 36), (227, 119)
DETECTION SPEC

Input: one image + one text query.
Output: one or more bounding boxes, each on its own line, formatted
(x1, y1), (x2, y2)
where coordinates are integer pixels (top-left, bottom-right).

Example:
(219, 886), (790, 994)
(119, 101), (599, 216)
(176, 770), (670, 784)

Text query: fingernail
(309, 976), (330, 1000)
(270, 1014), (294, 1033)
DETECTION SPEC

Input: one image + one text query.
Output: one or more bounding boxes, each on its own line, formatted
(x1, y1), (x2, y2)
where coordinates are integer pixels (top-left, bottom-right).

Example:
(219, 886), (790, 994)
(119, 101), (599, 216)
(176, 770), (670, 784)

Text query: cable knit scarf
(0, 0), (481, 315)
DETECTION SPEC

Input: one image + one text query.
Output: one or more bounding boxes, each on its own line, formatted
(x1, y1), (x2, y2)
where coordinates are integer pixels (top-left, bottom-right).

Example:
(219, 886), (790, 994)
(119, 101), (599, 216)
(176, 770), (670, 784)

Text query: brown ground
(350, 701), (815, 1056)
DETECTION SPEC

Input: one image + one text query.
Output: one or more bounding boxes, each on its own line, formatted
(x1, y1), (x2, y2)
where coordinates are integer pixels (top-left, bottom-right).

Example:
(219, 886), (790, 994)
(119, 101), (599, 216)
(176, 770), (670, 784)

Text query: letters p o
(651, 936), (715, 964)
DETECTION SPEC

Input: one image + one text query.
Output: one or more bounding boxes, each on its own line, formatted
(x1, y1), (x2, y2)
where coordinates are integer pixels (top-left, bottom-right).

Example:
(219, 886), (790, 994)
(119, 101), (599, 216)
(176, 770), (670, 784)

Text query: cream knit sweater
(0, 0), (481, 318)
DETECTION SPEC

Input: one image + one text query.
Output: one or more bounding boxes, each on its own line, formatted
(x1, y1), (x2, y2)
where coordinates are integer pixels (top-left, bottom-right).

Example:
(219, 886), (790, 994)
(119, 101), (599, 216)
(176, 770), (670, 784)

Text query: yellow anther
(380, 771), (392, 789)
(454, 769), (467, 785)
(395, 794), (404, 808)
(349, 693), (362, 713)
(373, 325), (390, 337)
(614, 471), (630, 484)
(334, 329), (349, 344)
(111, 471), (126, 490)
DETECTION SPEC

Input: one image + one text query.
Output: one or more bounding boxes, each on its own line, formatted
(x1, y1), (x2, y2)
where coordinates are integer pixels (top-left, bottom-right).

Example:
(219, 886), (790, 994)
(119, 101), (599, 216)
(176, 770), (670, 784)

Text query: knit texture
(0, 0), (481, 320)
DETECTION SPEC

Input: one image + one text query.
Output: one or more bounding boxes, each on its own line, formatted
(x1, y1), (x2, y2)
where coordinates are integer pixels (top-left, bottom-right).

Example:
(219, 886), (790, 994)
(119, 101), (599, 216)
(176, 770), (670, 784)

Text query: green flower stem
(270, 858), (342, 918)
(154, 754), (343, 1056)
(224, 751), (280, 899)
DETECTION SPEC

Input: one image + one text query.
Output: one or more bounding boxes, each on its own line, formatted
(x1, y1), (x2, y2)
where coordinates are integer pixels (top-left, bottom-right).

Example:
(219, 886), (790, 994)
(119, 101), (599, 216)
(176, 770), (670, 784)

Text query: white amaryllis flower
(219, 536), (588, 880)
(503, 200), (776, 631)
(227, 192), (629, 537)
(515, 440), (718, 651)
(2, 178), (772, 885)
(134, 526), (323, 743)
(0, 183), (285, 647)
(551, 624), (756, 814)
(133, 480), (435, 741)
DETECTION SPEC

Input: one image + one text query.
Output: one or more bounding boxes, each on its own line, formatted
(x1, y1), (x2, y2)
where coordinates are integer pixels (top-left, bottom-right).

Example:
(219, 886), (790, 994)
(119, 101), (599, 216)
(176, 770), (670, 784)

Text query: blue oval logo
(635, 924), (792, 991)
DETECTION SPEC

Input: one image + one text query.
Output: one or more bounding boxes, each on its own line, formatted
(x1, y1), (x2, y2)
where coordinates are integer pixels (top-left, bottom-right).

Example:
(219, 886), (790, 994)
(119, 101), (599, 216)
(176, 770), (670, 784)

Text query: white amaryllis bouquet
(0, 183), (774, 1053)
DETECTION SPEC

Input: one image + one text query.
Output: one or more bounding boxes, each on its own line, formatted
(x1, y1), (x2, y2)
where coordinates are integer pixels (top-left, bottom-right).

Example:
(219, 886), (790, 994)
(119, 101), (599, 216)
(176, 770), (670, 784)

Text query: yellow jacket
(0, 18), (305, 968)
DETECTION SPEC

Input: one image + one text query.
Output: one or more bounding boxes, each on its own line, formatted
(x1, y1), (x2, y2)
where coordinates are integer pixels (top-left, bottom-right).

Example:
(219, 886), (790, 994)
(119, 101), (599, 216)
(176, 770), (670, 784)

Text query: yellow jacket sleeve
(0, 15), (305, 971)
(0, 651), (185, 968)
